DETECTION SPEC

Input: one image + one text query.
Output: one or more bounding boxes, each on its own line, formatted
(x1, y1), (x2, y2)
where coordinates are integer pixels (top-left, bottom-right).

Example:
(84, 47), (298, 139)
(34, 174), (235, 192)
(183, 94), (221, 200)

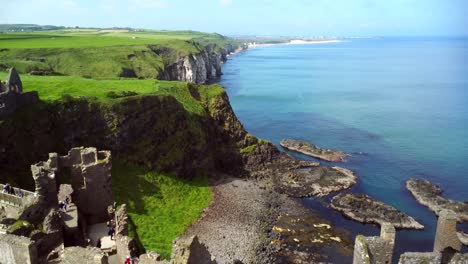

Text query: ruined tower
(434, 209), (462, 262)
(6, 67), (23, 93)
(0, 68), (39, 118)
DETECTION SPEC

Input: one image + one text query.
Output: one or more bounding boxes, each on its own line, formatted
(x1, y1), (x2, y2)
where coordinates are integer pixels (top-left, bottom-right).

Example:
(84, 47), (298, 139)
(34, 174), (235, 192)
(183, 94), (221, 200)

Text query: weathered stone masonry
(353, 209), (468, 264)
(0, 68), (39, 118)
(0, 234), (38, 264)
(1, 147), (217, 264)
(23, 147), (113, 226)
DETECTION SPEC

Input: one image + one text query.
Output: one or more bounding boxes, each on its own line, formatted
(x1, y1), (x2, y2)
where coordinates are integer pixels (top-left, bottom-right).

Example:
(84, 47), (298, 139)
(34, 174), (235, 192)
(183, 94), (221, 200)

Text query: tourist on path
(108, 226), (115, 240)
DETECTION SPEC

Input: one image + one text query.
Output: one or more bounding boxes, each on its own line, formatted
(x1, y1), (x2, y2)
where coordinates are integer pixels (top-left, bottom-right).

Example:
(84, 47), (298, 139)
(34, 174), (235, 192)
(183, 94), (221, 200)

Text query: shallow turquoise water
(220, 37), (468, 261)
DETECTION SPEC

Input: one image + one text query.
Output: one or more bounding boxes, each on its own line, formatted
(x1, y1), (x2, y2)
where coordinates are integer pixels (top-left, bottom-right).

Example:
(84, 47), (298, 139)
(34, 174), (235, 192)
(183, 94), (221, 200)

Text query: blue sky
(1, 0), (466, 36)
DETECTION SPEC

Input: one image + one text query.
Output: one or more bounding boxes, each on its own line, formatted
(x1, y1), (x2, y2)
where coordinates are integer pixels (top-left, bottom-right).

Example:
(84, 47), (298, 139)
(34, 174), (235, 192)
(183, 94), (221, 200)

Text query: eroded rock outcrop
(158, 44), (237, 84)
(280, 139), (348, 162)
(331, 193), (424, 229)
(275, 164), (357, 197)
(406, 178), (468, 222)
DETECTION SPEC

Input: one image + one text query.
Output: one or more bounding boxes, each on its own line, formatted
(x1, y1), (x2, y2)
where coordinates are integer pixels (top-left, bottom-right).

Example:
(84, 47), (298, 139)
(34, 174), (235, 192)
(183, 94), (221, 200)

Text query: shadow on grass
(112, 160), (162, 215)
(111, 159), (213, 259)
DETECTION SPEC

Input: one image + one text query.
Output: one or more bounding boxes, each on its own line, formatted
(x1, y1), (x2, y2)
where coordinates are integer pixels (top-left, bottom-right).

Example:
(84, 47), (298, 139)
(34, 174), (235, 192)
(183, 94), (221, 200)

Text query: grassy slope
(0, 30), (236, 79)
(0, 72), (224, 114)
(112, 161), (212, 259)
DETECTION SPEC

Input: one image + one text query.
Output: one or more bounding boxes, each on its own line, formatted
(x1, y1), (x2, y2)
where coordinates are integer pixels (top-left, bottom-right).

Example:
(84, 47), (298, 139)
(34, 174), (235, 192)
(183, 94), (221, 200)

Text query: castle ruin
(0, 147), (215, 264)
(0, 68), (39, 118)
(353, 209), (468, 264)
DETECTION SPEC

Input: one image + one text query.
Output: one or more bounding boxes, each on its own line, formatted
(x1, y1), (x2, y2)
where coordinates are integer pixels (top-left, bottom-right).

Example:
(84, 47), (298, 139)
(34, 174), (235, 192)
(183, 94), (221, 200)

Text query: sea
(219, 37), (468, 262)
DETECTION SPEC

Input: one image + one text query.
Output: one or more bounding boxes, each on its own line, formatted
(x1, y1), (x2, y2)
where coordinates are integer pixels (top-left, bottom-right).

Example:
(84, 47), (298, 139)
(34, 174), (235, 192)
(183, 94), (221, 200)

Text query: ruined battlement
(353, 210), (467, 264)
(1, 147), (216, 264)
(353, 222), (395, 264)
(29, 147), (113, 225)
(0, 68), (39, 118)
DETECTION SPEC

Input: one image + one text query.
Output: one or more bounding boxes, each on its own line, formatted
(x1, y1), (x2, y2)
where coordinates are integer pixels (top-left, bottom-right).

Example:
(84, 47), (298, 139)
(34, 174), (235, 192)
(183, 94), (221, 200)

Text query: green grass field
(0, 30), (237, 79)
(112, 160), (212, 259)
(0, 72), (224, 115)
(0, 30), (227, 49)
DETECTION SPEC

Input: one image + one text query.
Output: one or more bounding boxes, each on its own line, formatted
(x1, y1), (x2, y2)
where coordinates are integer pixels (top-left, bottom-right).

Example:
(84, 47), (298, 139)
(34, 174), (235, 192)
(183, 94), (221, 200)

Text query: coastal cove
(219, 37), (468, 261)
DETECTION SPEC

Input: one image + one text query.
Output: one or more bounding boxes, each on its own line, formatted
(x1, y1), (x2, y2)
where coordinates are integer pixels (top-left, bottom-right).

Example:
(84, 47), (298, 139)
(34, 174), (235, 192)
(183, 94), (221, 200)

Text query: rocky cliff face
(158, 44), (238, 84)
(0, 87), (250, 188)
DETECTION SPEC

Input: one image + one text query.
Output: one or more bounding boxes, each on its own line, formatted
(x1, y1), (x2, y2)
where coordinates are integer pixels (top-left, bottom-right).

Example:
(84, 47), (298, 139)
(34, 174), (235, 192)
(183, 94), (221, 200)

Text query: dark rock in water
(406, 178), (468, 222)
(330, 193), (424, 229)
(280, 139), (348, 162)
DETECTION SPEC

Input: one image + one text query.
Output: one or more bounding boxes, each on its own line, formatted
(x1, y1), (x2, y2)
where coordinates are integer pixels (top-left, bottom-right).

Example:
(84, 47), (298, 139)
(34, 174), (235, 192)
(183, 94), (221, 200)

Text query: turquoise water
(220, 38), (468, 261)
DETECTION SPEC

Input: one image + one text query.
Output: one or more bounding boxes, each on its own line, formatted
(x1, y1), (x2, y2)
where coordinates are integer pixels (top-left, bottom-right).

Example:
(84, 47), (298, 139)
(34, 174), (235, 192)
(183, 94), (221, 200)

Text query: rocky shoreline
(242, 142), (356, 198)
(330, 193), (424, 229)
(406, 178), (468, 222)
(280, 139), (349, 162)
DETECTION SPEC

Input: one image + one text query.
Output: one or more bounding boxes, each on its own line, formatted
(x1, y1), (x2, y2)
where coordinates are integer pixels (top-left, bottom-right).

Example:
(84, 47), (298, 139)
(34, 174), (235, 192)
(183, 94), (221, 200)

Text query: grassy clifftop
(0, 72), (224, 114)
(0, 30), (238, 79)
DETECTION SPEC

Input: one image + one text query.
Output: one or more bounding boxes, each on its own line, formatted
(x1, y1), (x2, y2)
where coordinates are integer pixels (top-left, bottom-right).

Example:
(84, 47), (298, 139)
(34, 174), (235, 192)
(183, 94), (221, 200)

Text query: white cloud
(220, 0), (233, 6)
(130, 0), (168, 8)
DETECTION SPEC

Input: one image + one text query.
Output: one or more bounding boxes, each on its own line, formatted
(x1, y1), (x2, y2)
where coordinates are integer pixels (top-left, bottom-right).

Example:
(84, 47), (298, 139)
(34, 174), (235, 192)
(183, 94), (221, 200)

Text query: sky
(0, 0), (467, 37)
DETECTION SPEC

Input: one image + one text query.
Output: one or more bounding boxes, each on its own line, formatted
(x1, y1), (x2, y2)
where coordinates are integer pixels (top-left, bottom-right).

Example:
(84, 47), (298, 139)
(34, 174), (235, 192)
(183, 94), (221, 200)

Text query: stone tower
(6, 67), (23, 93)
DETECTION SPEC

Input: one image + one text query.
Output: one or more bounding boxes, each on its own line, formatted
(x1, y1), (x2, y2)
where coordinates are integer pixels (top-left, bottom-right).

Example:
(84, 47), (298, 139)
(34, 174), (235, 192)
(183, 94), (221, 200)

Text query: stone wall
(0, 233), (38, 264)
(0, 68), (39, 118)
(352, 223), (395, 264)
(25, 147), (113, 225)
(50, 246), (108, 264)
(61, 147), (113, 224)
(115, 235), (138, 263)
(399, 252), (441, 264)
(352, 210), (467, 264)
